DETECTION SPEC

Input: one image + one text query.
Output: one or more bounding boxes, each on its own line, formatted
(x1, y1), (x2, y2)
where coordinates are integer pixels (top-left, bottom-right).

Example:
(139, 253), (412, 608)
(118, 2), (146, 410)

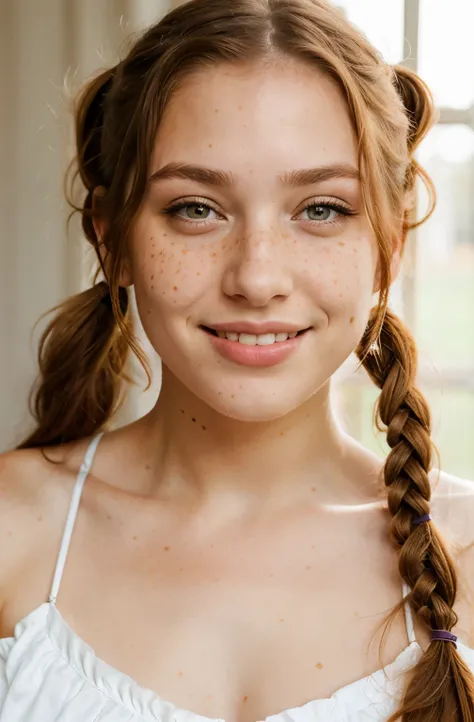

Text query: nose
(221, 228), (294, 307)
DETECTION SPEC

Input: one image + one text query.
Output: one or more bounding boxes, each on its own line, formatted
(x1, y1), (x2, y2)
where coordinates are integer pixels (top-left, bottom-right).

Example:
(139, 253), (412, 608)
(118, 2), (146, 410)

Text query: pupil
(188, 204), (209, 219)
(308, 206), (329, 221)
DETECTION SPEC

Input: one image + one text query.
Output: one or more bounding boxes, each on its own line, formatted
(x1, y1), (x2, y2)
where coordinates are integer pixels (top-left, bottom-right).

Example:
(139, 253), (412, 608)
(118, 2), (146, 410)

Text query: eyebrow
(148, 162), (360, 188)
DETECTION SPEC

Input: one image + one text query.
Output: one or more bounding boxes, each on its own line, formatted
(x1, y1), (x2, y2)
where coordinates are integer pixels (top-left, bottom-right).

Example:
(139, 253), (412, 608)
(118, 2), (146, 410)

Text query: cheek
(304, 241), (375, 312)
(131, 232), (225, 312)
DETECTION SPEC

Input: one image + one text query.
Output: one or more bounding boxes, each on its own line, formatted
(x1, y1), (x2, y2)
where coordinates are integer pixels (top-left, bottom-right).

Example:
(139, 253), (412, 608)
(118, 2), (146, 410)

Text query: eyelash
(162, 197), (357, 228)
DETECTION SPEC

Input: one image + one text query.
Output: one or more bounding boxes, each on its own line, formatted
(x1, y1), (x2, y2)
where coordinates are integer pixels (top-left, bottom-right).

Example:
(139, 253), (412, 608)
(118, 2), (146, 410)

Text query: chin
(196, 381), (318, 423)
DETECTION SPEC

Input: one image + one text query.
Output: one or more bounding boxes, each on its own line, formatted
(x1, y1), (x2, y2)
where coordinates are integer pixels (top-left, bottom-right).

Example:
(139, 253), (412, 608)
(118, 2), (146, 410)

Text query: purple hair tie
(412, 513), (431, 526)
(430, 629), (458, 647)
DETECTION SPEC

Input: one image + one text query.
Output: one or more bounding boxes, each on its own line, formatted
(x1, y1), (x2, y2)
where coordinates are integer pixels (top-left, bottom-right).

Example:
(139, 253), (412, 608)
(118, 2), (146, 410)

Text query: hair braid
(358, 308), (474, 720)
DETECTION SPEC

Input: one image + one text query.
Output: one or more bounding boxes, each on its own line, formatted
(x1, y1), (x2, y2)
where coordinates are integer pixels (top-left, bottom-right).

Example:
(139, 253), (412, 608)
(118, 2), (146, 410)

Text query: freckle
(196, 272), (201, 276)
(132, 535), (138, 541)
(208, 143), (213, 148)
(306, 565), (312, 570)
(192, 417), (196, 422)
(269, 573), (274, 578)
(173, 286), (178, 291)
(279, 618), (285, 623)
(151, 275), (154, 280)
(182, 249), (188, 255)
(178, 671), (183, 677)
(354, 610), (359, 616)
(316, 662), (324, 670)
(338, 242), (345, 247)
(151, 254), (155, 258)
(107, 514), (112, 520)
(151, 285), (154, 290)
(339, 292), (343, 297)
(179, 567), (184, 572)
(231, 394), (235, 399)
(215, 108), (220, 113)
(145, 464), (151, 470)
(164, 546), (170, 551)
(312, 487), (316, 492)
(280, 431), (284, 436)
(7, 530), (12, 536)
(37, 515), (42, 522)
(212, 252), (217, 258)
(181, 409), (185, 414)
(202, 425), (207, 431)
(350, 316), (355, 324)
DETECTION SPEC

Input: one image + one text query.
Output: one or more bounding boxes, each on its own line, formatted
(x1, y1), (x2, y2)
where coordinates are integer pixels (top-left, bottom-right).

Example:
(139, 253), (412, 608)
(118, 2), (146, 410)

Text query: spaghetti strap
(48, 433), (104, 605)
(402, 581), (417, 645)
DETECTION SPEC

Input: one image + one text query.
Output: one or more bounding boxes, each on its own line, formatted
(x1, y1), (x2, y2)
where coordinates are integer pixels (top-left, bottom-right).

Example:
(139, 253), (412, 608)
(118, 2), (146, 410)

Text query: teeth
(215, 331), (300, 345)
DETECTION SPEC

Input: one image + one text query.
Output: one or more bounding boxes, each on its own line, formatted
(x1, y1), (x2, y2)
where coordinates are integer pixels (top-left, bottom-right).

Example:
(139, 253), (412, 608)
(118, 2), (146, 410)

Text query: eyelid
(167, 196), (223, 212)
(297, 196), (353, 213)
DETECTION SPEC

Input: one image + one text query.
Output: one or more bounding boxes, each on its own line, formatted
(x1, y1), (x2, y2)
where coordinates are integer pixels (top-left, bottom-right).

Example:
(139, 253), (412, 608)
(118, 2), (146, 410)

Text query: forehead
(151, 58), (358, 176)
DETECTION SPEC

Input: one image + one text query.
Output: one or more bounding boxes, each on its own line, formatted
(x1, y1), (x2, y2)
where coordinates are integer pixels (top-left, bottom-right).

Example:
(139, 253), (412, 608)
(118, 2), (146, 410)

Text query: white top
(1, 434), (473, 721)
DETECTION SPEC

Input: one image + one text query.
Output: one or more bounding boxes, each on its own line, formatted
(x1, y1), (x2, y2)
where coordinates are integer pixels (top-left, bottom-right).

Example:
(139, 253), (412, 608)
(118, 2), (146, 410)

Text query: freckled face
(128, 59), (378, 421)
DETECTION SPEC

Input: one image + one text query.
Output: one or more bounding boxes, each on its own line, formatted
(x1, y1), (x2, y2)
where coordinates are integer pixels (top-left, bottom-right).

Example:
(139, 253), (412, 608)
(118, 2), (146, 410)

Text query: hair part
(21, 1), (474, 716)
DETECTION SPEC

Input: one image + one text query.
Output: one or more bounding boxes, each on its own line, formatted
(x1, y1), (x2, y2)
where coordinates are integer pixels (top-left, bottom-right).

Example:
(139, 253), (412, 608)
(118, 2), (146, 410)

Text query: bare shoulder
(0, 440), (89, 609)
(429, 467), (474, 640)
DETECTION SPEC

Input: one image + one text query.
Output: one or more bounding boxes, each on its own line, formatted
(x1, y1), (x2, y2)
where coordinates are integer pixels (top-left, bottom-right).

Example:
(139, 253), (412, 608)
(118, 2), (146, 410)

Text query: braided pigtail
(20, 68), (134, 449)
(357, 309), (474, 720)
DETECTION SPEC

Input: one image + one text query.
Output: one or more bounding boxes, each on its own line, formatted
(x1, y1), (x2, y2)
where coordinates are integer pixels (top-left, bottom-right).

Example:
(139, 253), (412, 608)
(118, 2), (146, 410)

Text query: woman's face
(128, 58), (379, 421)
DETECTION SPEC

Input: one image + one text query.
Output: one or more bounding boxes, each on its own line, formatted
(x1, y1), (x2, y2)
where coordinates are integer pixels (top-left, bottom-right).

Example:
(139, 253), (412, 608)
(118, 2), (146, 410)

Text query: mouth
(200, 326), (311, 346)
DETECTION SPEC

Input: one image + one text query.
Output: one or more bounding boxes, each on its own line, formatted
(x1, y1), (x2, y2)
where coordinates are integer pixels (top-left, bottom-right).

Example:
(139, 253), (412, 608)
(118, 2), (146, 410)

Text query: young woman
(1, 0), (473, 720)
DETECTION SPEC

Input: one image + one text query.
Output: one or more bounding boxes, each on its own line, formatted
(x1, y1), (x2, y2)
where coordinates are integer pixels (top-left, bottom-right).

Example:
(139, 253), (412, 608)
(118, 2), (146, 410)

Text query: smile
(203, 328), (307, 345)
(201, 326), (311, 367)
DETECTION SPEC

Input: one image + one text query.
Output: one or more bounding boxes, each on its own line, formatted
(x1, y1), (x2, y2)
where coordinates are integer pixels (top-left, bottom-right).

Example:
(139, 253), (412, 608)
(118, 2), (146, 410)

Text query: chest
(48, 504), (409, 722)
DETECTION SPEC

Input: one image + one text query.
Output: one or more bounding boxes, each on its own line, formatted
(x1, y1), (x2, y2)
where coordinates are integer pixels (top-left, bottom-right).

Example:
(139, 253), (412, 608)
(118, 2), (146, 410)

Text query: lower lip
(205, 330), (308, 367)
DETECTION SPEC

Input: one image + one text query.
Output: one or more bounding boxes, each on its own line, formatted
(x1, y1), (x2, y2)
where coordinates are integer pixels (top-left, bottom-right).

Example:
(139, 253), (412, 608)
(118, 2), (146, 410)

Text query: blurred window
(335, 0), (474, 478)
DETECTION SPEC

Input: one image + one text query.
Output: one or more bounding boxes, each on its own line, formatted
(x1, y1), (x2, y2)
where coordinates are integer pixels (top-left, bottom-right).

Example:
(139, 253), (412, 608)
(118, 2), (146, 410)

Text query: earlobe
(119, 263), (133, 288)
(92, 186), (134, 288)
(92, 186), (108, 244)
(372, 244), (402, 294)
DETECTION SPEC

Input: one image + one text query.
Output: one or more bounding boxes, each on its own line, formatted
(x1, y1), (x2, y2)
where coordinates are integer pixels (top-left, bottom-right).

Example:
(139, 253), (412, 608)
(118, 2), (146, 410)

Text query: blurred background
(1, 0), (473, 478)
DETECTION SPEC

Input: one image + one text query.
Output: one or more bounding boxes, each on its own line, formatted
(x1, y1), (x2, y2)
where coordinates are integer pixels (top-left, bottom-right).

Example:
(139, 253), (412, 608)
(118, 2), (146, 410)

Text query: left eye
(301, 205), (340, 222)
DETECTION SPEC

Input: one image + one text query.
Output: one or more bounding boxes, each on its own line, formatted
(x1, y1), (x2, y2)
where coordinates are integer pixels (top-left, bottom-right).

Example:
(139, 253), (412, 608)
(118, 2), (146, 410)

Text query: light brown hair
(20, 0), (474, 717)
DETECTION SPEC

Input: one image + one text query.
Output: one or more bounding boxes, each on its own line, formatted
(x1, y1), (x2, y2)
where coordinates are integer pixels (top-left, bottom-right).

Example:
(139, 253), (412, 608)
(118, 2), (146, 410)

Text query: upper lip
(203, 322), (311, 335)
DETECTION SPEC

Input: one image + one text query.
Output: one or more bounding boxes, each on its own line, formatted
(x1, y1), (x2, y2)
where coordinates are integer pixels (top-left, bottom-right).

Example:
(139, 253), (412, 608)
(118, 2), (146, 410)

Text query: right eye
(163, 199), (224, 225)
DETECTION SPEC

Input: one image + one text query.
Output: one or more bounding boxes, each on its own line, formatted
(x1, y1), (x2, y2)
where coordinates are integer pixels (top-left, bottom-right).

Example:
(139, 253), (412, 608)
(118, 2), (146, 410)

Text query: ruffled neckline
(1, 601), (427, 722)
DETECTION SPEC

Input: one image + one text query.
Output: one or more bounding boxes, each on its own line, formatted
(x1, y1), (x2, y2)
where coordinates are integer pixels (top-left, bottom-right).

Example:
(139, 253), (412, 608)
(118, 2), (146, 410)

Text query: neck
(134, 369), (382, 511)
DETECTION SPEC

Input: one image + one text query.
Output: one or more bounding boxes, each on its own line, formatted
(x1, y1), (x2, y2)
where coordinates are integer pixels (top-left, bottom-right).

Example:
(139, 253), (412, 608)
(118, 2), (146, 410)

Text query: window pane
(335, 382), (474, 479)
(336, 0), (405, 65)
(416, 125), (474, 369)
(419, 0), (474, 108)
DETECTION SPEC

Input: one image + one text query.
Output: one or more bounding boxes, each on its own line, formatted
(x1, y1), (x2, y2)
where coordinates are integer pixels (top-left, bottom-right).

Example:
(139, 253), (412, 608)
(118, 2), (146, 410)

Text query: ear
(372, 222), (405, 296)
(92, 187), (133, 287)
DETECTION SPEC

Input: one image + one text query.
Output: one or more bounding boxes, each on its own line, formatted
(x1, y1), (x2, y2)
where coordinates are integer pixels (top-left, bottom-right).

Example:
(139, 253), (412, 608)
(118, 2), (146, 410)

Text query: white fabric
(1, 435), (474, 721)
